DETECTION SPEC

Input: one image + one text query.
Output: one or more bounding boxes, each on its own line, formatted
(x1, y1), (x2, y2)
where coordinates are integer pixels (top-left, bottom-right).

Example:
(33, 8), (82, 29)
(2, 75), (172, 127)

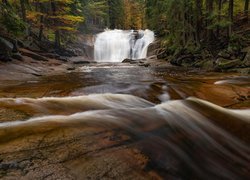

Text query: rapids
(94, 29), (155, 62)
(0, 95), (250, 179)
(0, 64), (249, 179)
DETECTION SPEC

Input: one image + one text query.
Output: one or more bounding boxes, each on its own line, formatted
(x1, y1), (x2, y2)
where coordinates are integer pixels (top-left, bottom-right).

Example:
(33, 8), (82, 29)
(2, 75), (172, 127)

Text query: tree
(217, 0), (222, 37)
(19, 0), (26, 22)
(195, 0), (203, 44)
(245, 0), (249, 19)
(206, 0), (214, 41)
(228, 0), (234, 37)
(26, 0), (84, 48)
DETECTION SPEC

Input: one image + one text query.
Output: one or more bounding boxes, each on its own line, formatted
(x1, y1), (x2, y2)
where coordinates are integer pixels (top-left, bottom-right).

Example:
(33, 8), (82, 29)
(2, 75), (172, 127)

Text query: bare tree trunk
(217, 0), (222, 37)
(38, 3), (44, 41)
(196, 0), (203, 45)
(228, 0), (234, 37)
(206, 0), (214, 41)
(245, 0), (249, 20)
(19, 0), (26, 22)
(55, 30), (61, 49)
(51, 1), (60, 49)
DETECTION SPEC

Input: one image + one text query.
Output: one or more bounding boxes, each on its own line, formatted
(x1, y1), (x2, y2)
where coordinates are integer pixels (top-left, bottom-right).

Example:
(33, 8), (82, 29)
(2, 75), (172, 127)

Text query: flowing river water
(0, 63), (249, 179)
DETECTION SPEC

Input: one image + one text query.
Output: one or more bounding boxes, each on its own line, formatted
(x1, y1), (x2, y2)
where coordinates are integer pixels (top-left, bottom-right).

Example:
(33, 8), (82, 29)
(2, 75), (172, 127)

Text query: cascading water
(94, 29), (155, 62)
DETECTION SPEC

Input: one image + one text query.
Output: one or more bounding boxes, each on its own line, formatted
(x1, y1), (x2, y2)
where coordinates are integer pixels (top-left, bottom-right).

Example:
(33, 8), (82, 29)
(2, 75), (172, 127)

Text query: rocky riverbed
(0, 38), (250, 179)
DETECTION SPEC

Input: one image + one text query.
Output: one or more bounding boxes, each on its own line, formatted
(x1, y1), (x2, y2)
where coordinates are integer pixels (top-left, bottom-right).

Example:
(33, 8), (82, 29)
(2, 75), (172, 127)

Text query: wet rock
(122, 59), (146, 64)
(156, 49), (168, 59)
(41, 53), (61, 59)
(19, 48), (48, 61)
(193, 59), (214, 69)
(58, 57), (68, 62)
(147, 40), (161, 57)
(56, 48), (77, 57)
(170, 55), (194, 66)
(67, 67), (76, 71)
(73, 60), (90, 64)
(82, 44), (94, 59)
(138, 63), (150, 67)
(122, 59), (133, 63)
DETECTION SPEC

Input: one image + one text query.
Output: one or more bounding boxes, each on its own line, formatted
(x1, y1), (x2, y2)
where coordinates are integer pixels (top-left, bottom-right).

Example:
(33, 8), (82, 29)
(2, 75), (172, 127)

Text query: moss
(216, 58), (242, 70)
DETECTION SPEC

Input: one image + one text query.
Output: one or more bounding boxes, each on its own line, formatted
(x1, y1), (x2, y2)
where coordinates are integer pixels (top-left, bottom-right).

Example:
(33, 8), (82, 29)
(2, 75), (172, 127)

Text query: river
(0, 62), (249, 179)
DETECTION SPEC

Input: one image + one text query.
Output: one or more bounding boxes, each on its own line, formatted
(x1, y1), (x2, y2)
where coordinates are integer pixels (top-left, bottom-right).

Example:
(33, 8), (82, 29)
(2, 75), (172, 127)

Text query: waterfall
(94, 29), (155, 62)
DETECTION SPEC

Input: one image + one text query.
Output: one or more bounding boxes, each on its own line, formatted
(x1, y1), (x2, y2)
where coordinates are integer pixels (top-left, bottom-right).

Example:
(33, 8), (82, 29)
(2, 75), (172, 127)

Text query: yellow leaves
(37, 0), (74, 4)
(123, 0), (145, 29)
(49, 15), (84, 23)
(57, 26), (76, 31)
(26, 11), (43, 21)
(25, 1), (84, 33)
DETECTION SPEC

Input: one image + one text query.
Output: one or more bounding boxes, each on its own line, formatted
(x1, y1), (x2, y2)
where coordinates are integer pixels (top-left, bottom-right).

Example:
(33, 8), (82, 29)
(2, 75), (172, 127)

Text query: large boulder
(242, 47), (250, 67)
(156, 49), (168, 60)
(0, 37), (14, 61)
(170, 54), (195, 66)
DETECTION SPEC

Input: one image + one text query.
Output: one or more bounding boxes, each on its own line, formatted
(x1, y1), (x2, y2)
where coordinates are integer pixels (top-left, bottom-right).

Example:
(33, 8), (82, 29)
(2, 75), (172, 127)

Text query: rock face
(0, 37), (14, 61)
(19, 48), (48, 61)
(68, 34), (95, 60)
(147, 40), (161, 57)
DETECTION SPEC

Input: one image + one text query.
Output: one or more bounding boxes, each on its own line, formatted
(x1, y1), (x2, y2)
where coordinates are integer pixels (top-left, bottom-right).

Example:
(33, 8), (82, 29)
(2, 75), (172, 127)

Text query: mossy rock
(218, 50), (231, 59)
(215, 58), (242, 70)
(0, 37), (14, 61)
(193, 59), (214, 70)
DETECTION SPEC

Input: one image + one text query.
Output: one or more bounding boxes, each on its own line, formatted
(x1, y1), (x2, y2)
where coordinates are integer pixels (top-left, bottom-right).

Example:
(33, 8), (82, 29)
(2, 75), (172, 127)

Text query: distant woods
(0, 0), (84, 48)
(0, 0), (249, 50)
(146, 0), (249, 50)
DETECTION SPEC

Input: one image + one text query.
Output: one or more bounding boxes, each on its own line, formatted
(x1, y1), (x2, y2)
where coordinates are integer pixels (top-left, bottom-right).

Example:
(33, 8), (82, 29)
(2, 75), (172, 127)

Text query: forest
(1, 0), (249, 53)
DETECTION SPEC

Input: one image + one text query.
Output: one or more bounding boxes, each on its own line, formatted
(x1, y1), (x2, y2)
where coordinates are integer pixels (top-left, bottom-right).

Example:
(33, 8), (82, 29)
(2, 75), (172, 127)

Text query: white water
(94, 29), (155, 62)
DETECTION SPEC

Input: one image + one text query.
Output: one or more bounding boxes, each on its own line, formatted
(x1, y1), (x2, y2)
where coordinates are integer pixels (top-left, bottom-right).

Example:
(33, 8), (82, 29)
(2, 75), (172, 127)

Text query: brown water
(0, 63), (249, 179)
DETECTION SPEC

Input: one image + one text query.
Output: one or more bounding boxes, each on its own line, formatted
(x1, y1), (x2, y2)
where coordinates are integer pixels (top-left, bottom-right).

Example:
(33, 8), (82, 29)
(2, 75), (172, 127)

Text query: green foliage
(145, 0), (248, 54)
(228, 34), (246, 52)
(0, 4), (26, 36)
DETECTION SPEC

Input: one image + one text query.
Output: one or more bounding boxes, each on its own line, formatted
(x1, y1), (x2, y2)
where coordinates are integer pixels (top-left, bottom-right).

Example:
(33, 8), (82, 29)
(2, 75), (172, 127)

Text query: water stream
(0, 63), (249, 179)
